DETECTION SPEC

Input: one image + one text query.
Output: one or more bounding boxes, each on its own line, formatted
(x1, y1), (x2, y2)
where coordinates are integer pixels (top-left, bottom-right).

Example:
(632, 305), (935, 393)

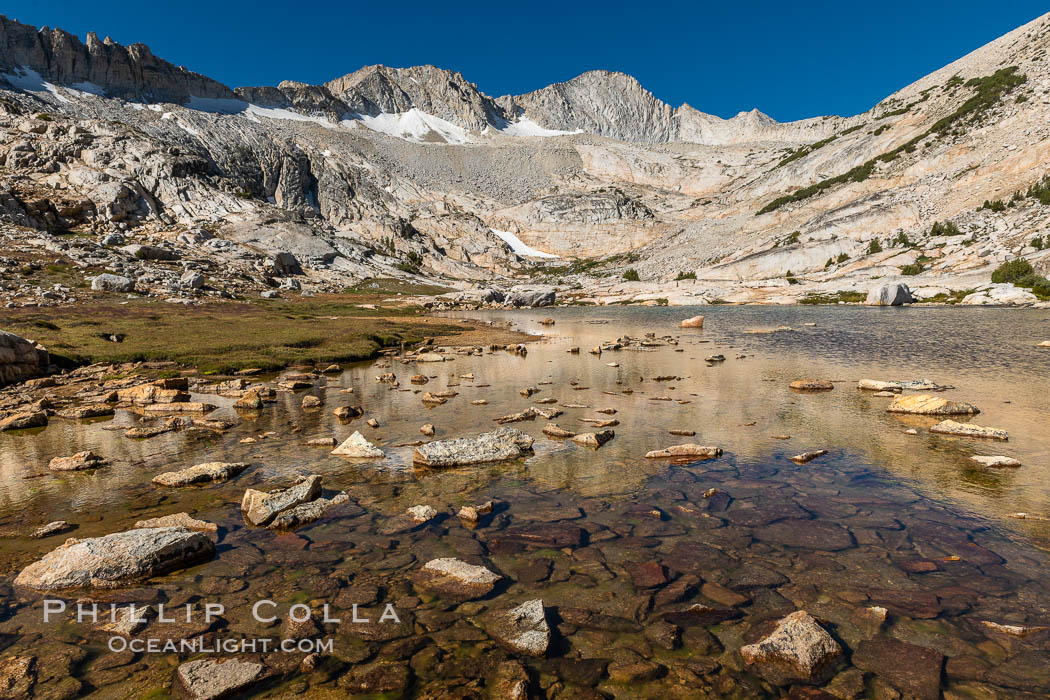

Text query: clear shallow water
(0, 305), (1048, 697)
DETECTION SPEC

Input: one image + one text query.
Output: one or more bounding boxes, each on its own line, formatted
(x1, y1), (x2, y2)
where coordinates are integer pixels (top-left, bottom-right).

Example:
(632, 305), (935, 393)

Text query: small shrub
(893, 231), (911, 247)
(900, 263), (924, 276)
(623, 268), (640, 282)
(980, 199), (1006, 212)
(784, 231), (801, 245)
(1032, 236), (1045, 250)
(867, 239), (883, 255)
(991, 259), (1034, 283)
(930, 221), (963, 237)
(675, 271), (696, 281)
(836, 252), (850, 264)
(825, 258), (834, 269)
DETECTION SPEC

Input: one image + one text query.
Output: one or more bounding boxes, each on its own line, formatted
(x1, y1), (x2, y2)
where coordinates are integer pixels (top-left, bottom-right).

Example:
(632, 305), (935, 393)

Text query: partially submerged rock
(406, 505), (438, 523)
(175, 658), (266, 700)
(268, 492), (348, 530)
(134, 512), (217, 532)
(789, 379), (834, 392)
(740, 610), (844, 685)
(31, 520), (73, 538)
(679, 315), (705, 328)
(0, 411), (47, 431)
(331, 431), (384, 458)
(14, 527), (215, 590)
(411, 557), (502, 600)
(790, 450), (828, 465)
(241, 474), (322, 526)
(56, 404), (115, 419)
(543, 423), (575, 438)
(887, 394), (978, 415)
(572, 430), (614, 448)
(48, 450), (106, 471)
(971, 455), (1021, 467)
(486, 599), (550, 656)
(153, 462), (249, 487)
(413, 427), (534, 467)
(645, 444), (722, 459)
(931, 420), (1008, 440)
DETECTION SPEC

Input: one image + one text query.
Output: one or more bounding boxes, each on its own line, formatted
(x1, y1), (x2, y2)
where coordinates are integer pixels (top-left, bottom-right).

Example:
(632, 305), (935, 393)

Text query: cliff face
(0, 15), (235, 103)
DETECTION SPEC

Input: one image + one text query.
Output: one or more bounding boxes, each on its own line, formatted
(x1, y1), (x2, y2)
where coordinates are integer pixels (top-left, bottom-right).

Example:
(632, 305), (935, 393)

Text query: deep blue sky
(3, 1), (1047, 121)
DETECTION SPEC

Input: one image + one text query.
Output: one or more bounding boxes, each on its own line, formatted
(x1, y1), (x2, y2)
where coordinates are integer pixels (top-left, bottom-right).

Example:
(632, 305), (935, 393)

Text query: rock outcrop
(866, 283), (913, 306)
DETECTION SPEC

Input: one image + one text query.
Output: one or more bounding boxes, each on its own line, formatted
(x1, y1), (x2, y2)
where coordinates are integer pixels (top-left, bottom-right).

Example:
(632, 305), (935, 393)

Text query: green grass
(0, 297), (467, 374)
(758, 67), (1026, 215)
(798, 291), (867, 304)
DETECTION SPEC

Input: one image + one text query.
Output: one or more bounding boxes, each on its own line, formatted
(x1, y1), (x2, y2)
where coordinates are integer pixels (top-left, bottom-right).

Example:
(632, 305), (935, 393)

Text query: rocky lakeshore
(0, 306), (1047, 698)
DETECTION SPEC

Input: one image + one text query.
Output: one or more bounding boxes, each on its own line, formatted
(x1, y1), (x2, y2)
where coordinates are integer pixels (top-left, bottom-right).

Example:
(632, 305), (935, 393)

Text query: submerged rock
(645, 444), (722, 459)
(853, 637), (943, 700)
(14, 527), (215, 590)
(331, 431), (384, 458)
(740, 610), (843, 685)
(887, 394), (979, 415)
(411, 557), (502, 600)
(241, 474), (322, 526)
(152, 462), (249, 487)
(175, 658), (266, 700)
(931, 420), (1008, 440)
(413, 427), (534, 467)
(486, 599), (550, 656)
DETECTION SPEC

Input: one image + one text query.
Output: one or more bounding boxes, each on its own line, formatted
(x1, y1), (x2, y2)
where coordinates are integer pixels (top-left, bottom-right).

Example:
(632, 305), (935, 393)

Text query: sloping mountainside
(2, 12), (1050, 307)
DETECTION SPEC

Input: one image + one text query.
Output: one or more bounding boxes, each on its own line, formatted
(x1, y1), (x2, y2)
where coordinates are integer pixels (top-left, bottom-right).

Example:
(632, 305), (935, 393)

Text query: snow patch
(500, 117), (580, 137)
(351, 109), (470, 144)
(490, 229), (559, 258)
(1, 67), (70, 103)
(244, 104), (339, 129)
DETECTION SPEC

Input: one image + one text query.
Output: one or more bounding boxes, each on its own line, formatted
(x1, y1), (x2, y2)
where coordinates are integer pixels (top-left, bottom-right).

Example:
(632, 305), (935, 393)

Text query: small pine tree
(867, 239), (883, 254)
(623, 268), (640, 282)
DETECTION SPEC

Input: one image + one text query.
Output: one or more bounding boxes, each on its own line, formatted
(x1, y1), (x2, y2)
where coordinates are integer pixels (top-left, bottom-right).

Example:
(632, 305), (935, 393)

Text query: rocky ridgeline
(0, 15), (233, 103)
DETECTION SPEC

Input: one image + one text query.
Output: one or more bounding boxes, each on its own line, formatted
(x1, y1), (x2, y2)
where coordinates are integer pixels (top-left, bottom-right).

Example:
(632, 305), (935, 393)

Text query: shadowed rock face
(0, 15), (235, 103)
(0, 331), (47, 386)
